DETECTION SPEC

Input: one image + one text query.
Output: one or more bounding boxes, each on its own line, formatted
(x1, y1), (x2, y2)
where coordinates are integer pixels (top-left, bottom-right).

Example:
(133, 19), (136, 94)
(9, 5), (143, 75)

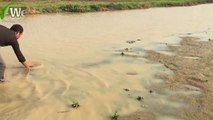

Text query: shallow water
(1, 4), (213, 120)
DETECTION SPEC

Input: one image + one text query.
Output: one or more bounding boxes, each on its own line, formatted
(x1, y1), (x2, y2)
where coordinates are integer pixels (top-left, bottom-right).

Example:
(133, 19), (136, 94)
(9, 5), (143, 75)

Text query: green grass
(1, 0), (213, 14)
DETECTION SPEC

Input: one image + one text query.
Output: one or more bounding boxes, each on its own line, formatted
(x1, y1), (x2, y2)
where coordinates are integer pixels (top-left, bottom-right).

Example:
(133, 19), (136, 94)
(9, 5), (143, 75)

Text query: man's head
(10, 24), (23, 40)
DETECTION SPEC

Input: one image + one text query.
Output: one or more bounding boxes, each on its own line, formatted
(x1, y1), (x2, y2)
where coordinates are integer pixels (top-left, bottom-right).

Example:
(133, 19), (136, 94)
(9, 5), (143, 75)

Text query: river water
(0, 4), (213, 120)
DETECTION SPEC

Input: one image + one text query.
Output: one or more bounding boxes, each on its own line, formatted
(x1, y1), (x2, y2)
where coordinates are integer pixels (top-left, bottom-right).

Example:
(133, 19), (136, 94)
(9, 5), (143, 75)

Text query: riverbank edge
(2, 0), (213, 14)
(141, 37), (213, 120)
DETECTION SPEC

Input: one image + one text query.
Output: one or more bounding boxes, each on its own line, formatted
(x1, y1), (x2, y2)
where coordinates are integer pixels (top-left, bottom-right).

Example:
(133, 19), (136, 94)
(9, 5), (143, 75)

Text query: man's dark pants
(0, 53), (6, 79)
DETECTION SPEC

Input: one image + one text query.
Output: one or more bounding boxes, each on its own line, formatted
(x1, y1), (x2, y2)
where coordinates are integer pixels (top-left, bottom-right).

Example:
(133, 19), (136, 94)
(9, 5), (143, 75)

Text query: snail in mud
(121, 52), (125, 56)
(137, 96), (144, 101)
(123, 88), (130, 91)
(124, 48), (133, 51)
(111, 112), (119, 120)
(126, 40), (136, 44)
(208, 39), (213, 41)
(70, 102), (80, 108)
(124, 48), (129, 51)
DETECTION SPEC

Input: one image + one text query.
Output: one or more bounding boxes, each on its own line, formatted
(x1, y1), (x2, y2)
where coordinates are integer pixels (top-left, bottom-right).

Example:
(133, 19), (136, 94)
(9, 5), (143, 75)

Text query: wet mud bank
(141, 37), (213, 120)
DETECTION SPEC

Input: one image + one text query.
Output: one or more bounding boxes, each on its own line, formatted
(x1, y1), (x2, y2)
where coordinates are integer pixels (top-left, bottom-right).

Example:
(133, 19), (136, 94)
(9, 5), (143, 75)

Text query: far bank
(1, 0), (213, 14)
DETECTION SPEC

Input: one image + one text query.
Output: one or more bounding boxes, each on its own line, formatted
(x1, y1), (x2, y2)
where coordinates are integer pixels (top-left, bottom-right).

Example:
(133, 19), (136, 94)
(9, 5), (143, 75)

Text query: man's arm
(11, 40), (31, 69)
(21, 61), (32, 70)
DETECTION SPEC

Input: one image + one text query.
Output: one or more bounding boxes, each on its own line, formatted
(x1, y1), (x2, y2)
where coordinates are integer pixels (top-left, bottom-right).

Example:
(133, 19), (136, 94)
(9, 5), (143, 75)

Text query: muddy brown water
(0, 4), (213, 120)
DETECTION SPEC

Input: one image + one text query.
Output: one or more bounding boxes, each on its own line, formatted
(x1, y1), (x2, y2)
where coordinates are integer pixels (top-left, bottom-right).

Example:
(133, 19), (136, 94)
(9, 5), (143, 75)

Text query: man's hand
(21, 61), (32, 70)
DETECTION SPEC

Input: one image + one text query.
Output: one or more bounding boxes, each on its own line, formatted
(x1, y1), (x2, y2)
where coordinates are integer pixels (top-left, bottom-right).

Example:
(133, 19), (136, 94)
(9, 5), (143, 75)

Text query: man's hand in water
(21, 61), (32, 70)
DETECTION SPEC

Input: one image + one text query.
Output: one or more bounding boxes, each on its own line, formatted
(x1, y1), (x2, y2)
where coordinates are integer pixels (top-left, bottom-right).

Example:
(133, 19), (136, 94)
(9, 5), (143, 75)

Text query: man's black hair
(10, 24), (24, 33)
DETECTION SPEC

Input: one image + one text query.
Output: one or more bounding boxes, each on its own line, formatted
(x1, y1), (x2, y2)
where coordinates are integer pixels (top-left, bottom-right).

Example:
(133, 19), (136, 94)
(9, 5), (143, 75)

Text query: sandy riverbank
(131, 37), (213, 120)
